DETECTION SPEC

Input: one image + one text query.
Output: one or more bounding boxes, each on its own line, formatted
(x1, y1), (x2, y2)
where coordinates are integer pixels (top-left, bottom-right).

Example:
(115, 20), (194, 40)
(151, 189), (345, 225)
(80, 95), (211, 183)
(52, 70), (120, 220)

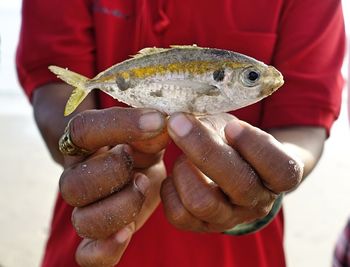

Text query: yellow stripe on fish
(130, 61), (244, 79)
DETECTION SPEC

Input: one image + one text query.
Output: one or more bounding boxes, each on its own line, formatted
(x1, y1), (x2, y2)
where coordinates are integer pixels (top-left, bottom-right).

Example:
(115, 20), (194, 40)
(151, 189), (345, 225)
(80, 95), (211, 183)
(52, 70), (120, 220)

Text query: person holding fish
(16, 0), (345, 267)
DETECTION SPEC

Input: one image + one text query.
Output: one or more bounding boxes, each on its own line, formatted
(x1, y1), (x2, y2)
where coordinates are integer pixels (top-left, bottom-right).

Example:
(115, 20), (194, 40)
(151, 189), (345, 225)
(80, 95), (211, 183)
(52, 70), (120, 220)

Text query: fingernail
(134, 173), (150, 195)
(225, 119), (243, 140)
(168, 113), (192, 137)
(115, 222), (135, 244)
(139, 112), (164, 132)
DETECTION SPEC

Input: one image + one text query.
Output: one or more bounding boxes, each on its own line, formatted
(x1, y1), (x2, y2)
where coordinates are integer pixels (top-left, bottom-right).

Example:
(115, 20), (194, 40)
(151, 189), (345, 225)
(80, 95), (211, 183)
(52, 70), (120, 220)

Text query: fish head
(257, 65), (284, 96)
(218, 62), (284, 109)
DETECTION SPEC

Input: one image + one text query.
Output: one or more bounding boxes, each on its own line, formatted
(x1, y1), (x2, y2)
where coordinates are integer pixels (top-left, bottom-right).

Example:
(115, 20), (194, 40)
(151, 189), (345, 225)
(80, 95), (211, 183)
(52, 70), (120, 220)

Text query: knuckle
(71, 208), (95, 239)
(59, 169), (86, 207)
(185, 193), (218, 218)
(254, 204), (271, 219)
(253, 194), (276, 219)
(59, 171), (69, 201)
(249, 134), (276, 164)
(109, 148), (134, 174)
(59, 171), (76, 206)
(224, 166), (259, 207)
(76, 251), (112, 267)
(250, 141), (266, 161)
(161, 178), (191, 229)
(276, 158), (304, 192)
(75, 237), (123, 267)
(75, 254), (95, 267)
(166, 205), (189, 228)
(69, 113), (89, 148)
(285, 158), (304, 189)
(71, 208), (84, 236)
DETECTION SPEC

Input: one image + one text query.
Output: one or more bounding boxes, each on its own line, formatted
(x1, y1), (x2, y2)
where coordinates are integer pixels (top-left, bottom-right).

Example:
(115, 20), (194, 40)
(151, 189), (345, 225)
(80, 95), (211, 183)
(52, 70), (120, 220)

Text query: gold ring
(59, 126), (90, 156)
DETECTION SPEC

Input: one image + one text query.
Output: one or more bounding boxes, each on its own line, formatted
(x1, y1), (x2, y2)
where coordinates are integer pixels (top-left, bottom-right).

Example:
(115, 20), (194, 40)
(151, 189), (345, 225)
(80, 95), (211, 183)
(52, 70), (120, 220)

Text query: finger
(130, 127), (170, 154)
(60, 145), (133, 207)
(67, 107), (166, 152)
(167, 113), (273, 208)
(171, 157), (237, 228)
(72, 173), (150, 239)
(63, 146), (110, 168)
(124, 145), (163, 170)
(162, 171), (272, 232)
(161, 170), (273, 232)
(75, 223), (134, 267)
(161, 177), (206, 232)
(225, 120), (303, 193)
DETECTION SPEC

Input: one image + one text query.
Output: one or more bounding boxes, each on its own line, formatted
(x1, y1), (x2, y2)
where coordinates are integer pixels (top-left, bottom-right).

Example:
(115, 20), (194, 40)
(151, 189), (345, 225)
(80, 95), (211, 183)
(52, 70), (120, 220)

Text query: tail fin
(49, 66), (91, 116)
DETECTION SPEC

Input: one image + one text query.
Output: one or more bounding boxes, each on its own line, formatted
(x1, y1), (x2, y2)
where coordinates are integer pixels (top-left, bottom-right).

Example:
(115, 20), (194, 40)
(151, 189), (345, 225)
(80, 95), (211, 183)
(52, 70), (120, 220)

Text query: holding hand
(58, 109), (305, 266)
(58, 107), (169, 267)
(161, 113), (303, 233)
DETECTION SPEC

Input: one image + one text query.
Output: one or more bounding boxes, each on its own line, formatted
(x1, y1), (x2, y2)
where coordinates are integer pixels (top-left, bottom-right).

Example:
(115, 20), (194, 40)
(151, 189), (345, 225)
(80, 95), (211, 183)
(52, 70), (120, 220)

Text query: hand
(161, 113), (303, 232)
(59, 107), (169, 267)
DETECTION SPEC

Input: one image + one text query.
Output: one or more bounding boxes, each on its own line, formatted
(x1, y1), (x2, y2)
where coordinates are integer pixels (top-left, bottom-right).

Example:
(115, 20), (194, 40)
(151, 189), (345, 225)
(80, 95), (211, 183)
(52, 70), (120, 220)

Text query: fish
(49, 45), (284, 116)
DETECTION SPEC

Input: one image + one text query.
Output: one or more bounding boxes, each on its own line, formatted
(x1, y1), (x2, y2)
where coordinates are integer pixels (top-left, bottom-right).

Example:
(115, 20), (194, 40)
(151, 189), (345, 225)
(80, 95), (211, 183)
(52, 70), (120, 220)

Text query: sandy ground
(0, 1), (350, 266)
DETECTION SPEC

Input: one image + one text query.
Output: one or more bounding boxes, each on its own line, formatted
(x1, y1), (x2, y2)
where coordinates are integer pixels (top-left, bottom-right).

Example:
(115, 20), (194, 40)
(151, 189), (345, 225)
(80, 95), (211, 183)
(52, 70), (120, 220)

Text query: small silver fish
(49, 45), (284, 116)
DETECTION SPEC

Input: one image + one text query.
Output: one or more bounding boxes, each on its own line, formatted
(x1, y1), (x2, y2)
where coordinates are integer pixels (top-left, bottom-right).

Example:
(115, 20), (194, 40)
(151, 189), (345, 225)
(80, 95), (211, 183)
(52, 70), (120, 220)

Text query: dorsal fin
(131, 45), (201, 59)
(169, 44), (199, 49)
(131, 47), (169, 59)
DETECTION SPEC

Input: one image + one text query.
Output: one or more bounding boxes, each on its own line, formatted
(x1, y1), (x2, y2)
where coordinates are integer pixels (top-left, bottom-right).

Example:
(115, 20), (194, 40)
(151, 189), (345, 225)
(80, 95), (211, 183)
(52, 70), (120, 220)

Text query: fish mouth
(260, 66), (284, 96)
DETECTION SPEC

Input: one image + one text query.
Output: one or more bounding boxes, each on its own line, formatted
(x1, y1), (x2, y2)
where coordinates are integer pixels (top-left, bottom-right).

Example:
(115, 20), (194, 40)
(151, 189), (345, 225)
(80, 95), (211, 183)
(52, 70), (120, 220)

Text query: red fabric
(16, 0), (345, 266)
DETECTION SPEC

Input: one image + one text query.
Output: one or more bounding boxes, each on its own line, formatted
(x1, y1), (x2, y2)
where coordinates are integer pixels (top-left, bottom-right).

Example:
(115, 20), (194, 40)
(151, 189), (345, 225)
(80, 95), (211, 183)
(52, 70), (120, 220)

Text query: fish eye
(241, 68), (260, 87)
(248, 71), (259, 81)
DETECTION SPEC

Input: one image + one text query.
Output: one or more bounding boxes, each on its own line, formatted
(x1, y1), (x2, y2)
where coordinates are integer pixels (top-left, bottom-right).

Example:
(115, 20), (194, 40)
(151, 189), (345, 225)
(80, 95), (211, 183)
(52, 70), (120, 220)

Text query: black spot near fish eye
(213, 69), (225, 82)
(247, 71), (259, 82)
(115, 76), (130, 91)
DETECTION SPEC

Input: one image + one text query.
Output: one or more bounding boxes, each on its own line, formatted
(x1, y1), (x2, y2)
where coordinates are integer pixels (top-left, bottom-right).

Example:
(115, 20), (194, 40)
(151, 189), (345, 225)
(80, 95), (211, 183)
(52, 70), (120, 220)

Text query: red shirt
(16, 0), (345, 266)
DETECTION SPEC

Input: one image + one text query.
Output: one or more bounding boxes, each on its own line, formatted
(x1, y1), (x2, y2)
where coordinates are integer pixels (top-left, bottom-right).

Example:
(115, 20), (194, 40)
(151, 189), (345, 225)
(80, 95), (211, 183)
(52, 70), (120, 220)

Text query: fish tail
(48, 66), (91, 116)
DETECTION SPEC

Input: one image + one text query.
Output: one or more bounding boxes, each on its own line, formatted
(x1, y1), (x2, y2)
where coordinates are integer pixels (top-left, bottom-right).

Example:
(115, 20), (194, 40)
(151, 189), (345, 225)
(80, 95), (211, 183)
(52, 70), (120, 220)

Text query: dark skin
(33, 83), (325, 267)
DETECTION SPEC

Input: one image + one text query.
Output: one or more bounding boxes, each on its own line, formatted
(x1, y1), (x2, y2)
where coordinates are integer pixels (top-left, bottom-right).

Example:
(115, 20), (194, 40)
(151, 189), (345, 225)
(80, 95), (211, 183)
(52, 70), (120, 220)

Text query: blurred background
(0, 1), (349, 266)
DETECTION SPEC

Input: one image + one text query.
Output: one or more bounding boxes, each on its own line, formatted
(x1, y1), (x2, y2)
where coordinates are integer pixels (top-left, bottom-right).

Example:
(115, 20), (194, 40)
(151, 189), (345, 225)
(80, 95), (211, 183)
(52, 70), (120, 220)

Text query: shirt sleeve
(260, 0), (345, 135)
(16, 0), (95, 100)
